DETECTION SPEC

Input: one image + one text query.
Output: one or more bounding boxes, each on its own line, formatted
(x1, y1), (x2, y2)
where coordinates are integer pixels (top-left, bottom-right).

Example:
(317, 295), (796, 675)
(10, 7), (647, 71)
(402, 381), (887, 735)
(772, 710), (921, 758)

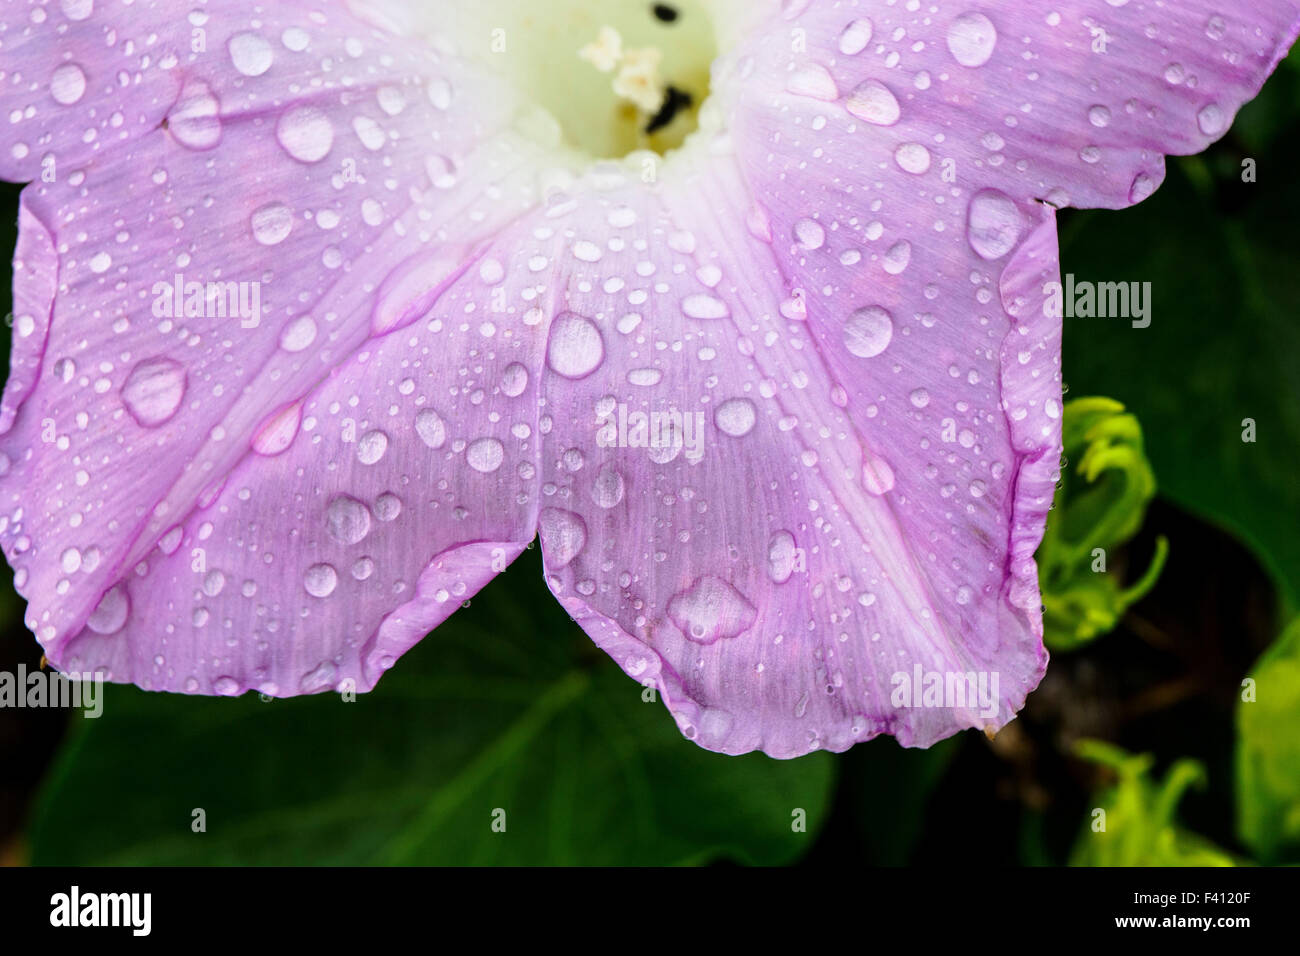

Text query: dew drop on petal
(715, 398), (758, 437)
(86, 585), (129, 634)
(50, 63), (87, 105)
(539, 508), (587, 568)
(228, 31), (274, 76)
(863, 456), (896, 496)
(947, 11), (998, 67)
(667, 576), (757, 644)
(547, 313), (604, 379)
(276, 105), (334, 163)
(846, 79), (900, 126)
(839, 19), (874, 55)
(166, 79), (222, 150)
(466, 437), (504, 473)
(326, 495), (372, 545)
(767, 531), (799, 584)
(121, 357), (186, 427)
(967, 188), (1023, 260)
(251, 202), (293, 246)
(415, 408), (447, 449)
(592, 466), (625, 509)
(304, 563), (338, 598)
(844, 306), (894, 358)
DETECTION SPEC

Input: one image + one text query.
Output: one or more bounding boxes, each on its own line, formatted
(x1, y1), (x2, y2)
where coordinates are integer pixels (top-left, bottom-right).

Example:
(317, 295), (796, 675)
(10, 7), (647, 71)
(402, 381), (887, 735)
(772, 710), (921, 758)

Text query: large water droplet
(121, 356), (186, 427)
(947, 11), (998, 67)
(466, 437), (504, 473)
(846, 79), (900, 126)
(86, 584), (129, 634)
(166, 79), (222, 150)
(667, 576), (758, 644)
(539, 508), (587, 568)
(416, 408), (448, 449)
(326, 495), (372, 545)
(547, 313), (604, 379)
(967, 188), (1023, 260)
(715, 398), (758, 437)
(592, 465), (625, 509)
(228, 31), (274, 76)
(276, 105), (334, 163)
(251, 202), (293, 246)
(767, 531), (800, 584)
(50, 63), (87, 105)
(844, 306), (894, 358)
(304, 563), (338, 598)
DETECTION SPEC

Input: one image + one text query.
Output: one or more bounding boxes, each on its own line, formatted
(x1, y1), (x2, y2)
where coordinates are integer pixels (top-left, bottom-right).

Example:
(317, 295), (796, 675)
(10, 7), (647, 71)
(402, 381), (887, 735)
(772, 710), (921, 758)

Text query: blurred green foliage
(27, 548), (834, 865)
(1070, 741), (1237, 867)
(1040, 398), (1167, 651)
(1237, 616), (1300, 863)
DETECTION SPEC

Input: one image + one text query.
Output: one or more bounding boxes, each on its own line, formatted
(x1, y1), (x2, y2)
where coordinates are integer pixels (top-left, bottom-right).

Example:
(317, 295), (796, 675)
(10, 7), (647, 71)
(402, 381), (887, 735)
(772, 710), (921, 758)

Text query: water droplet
(787, 64), (839, 101)
(682, 294), (729, 320)
(794, 218), (826, 250)
(416, 408), (448, 449)
(862, 456), (896, 495)
(844, 306), (893, 358)
(276, 105), (334, 163)
(86, 585), (129, 634)
(547, 313), (604, 379)
(967, 189), (1023, 260)
(252, 402), (302, 455)
(50, 63), (87, 105)
(1197, 103), (1226, 136)
(715, 398), (758, 437)
(539, 508), (587, 568)
(894, 142), (931, 175)
(228, 31), (273, 76)
(846, 79), (900, 125)
(947, 11), (998, 67)
(466, 437), (504, 473)
(166, 79), (222, 150)
(304, 563), (338, 598)
(326, 496), (372, 545)
(121, 356), (186, 427)
(667, 576), (757, 644)
(839, 18), (874, 55)
(251, 202), (293, 246)
(357, 430), (389, 465)
(767, 531), (800, 584)
(592, 466), (625, 509)
(501, 362), (529, 397)
(279, 316), (317, 352)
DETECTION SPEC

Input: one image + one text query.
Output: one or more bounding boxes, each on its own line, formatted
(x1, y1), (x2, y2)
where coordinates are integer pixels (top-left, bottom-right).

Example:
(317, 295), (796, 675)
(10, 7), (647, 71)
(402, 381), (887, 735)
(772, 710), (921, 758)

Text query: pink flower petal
(0, 1), (1296, 754)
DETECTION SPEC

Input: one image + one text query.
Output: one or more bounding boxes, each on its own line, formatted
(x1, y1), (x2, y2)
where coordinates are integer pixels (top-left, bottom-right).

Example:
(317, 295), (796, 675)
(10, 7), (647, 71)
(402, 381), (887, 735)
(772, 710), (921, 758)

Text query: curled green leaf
(1040, 398), (1167, 651)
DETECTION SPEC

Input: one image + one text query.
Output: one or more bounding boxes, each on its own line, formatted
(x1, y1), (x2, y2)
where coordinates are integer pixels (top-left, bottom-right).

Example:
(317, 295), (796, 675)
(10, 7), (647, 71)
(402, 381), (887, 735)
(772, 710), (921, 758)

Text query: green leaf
(1237, 616), (1300, 863)
(1059, 82), (1300, 611)
(1069, 740), (1238, 867)
(1039, 397), (1167, 651)
(27, 548), (834, 865)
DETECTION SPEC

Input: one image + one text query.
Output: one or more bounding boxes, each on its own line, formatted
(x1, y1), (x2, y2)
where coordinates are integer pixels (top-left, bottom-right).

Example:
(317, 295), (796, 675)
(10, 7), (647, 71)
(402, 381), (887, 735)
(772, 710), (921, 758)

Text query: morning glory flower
(0, 1), (1294, 757)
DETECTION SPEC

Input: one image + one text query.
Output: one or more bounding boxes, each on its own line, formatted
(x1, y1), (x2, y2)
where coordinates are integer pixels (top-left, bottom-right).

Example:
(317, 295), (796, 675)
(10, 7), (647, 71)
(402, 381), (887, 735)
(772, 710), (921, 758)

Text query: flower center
(497, 0), (720, 158)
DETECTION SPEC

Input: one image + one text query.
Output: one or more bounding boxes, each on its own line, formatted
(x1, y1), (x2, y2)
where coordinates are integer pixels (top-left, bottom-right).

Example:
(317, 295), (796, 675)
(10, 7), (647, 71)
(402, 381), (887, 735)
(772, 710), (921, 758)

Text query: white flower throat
(457, 0), (727, 159)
